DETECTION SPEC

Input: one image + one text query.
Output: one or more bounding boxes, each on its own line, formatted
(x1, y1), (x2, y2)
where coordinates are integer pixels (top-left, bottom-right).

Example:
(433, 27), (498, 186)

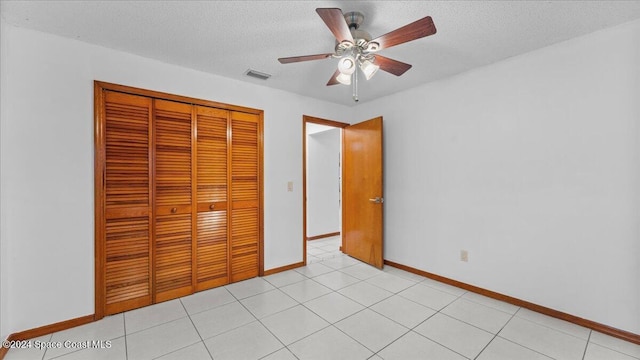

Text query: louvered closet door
(230, 111), (261, 282)
(195, 106), (230, 290)
(103, 91), (153, 315)
(154, 99), (194, 302)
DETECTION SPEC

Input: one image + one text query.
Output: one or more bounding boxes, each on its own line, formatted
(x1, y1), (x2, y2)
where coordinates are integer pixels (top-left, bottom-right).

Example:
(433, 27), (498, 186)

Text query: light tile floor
(306, 236), (342, 264)
(6, 251), (640, 360)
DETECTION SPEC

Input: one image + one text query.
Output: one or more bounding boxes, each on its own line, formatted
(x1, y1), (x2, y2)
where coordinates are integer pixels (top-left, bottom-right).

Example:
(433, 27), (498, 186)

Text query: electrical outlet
(460, 250), (469, 262)
(287, 181), (293, 192)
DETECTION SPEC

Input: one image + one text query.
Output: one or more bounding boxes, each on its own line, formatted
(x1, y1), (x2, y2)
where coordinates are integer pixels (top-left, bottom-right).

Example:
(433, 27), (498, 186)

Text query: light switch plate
(460, 250), (469, 262)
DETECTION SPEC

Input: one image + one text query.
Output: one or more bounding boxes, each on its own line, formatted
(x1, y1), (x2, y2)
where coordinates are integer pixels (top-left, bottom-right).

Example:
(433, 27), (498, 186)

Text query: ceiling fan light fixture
(278, 8), (437, 101)
(336, 72), (352, 85)
(359, 59), (380, 80)
(338, 56), (356, 75)
(366, 42), (380, 52)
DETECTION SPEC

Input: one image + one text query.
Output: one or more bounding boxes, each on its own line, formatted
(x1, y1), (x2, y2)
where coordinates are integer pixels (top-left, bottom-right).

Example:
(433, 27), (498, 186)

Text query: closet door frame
(94, 81), (264, 320)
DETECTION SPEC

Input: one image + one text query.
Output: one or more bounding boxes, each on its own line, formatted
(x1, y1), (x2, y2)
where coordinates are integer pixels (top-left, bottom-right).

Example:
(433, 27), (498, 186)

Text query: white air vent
(245, 69), (271, 80)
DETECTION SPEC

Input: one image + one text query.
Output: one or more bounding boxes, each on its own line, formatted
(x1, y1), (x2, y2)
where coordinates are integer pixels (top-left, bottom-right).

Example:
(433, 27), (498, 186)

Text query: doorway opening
(303, 116), (349, 264)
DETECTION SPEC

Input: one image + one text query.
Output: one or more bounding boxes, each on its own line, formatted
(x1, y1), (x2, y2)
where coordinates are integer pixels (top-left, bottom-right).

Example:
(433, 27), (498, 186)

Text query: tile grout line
(123, 316), (189, 336)
(333, 321), (406, 357)
(493, 336), (557, 359)
(177, 298), (214, 360)
(372, 288), (474, 360)
(123, 312), (128, 360)
(489, 312), (561, 360)
(189, 297), (260, 342)
(367, 322), (424, 358)
(262, 273), (308, 289)
(180, 287), (237, 317)
(581, 330), (592, 360)
(289, 282), (378, 356)
(494, 308), (555, 357)
(328, 273), (419, 356)
(258, 348), (301, 360)
(123, 301), (194, 337)
(512, 311), (592, 343)
(430, 298), (519, 336)
(131, 312), (200, 359)
(40, 333), (52, 360)
(580, 331), (640, 360)
(286, 274), (370, 353)
(245, 289), (301, 317)
(450, 293), (518, 317)
(472, 306), (519, 360)
(227, 279), (299, 359)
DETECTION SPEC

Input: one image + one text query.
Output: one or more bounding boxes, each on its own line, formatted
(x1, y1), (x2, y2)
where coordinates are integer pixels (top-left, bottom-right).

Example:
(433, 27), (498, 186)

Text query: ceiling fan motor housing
(335, 11), (377, 56)
(344, 11), (364, 30)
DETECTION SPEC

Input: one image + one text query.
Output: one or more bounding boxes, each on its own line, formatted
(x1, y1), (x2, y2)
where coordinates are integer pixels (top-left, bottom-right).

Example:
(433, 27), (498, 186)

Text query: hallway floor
(306, 236), (341, 264)
(5, 252), (640, 360)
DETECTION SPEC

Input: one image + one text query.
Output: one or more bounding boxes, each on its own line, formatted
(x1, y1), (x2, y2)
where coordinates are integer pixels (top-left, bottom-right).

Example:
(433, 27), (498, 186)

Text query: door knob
(368, 197), (384, 204)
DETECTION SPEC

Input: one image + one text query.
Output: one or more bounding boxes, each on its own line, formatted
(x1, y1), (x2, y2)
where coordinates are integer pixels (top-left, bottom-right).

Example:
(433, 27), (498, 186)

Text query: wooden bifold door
(94, 82), (263, 318)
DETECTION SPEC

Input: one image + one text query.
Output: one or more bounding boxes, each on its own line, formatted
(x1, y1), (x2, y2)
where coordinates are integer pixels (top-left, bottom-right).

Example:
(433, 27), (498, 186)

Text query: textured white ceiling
(2, 1), (640, 106)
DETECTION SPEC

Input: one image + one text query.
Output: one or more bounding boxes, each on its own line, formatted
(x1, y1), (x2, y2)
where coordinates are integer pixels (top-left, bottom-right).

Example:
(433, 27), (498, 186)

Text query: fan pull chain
(352, 66), (359, 102)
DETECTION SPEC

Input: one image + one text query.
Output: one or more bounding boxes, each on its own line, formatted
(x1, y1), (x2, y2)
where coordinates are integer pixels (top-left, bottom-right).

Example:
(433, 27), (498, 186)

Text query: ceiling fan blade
(370, 16), (436, 50)
(278, 53), (333, 64)
(374, 55), (412, 76)
(326, 69), (341, 86)
(316, 8), (354, 43)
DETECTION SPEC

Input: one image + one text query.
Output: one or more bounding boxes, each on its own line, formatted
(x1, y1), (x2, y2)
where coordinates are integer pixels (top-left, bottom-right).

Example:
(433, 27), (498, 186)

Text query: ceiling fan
(278, 8), (437, 102)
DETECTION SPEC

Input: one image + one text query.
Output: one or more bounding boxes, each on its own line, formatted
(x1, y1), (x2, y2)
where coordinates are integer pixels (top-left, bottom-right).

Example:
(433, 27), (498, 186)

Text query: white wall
(0, 21), (355, 336)
(0, 19), (6, 344)
(307, 128), (341, 237)
(357, 19), (640, 334)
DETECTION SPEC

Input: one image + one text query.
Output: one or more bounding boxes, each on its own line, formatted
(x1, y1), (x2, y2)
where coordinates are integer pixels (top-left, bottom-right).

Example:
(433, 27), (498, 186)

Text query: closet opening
(94, 81), (263, 319)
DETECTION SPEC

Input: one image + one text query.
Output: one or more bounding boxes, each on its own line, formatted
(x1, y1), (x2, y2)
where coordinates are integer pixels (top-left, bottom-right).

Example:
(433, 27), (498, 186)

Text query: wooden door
(230, 111), (261, 282)
(101, 91), (153, 314)
(195, 106), (230, 290)
(153, 99), (194, 302)
(343, 117), (384, 268)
